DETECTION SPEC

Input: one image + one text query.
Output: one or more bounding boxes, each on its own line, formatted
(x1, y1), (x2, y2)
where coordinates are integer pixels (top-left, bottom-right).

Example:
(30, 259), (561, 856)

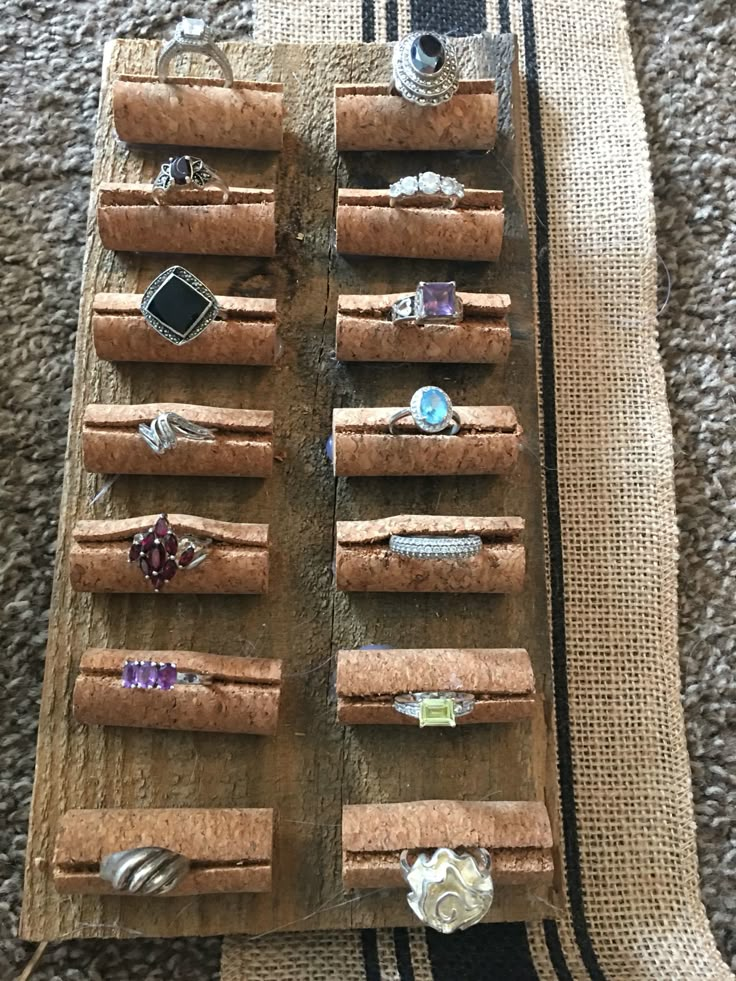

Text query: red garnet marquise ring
(128, 514), (209, 591)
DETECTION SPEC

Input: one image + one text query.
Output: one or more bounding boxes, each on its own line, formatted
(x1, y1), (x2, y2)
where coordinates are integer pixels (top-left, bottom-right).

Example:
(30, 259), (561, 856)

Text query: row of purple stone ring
(128, 514), (209, 592)
(121, 659), (213, 690)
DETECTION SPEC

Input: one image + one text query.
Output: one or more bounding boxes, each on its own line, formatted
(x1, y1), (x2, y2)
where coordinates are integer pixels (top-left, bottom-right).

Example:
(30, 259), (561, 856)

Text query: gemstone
(140, 531), (156, 552)
(418, 171), (441, 194)
(154, 515), (170, 538)
(440, 176), (456, 196)
(418, 697), (457, 728)
(411, 33), (445, 74)
(135, 660), (158, 689)
(181, 17), (206, 36)
(178, 545), (195, 567)
(148, 543), (165, 572)
(139, 555), (151, 577)
(161, 559), (178, 581)
(128, 542), (141, 562)
(163, 532), (178, 555)
(419, 282), (456, 319)
(169, 156), (193, 185)
(144, 270), (215, 342)
(157, 663), (177, 690)
(399, 176), (418, 195)
(324, 434), (334, 463)
(151, 574), (164, 592)
(413, 386), (452, 430)
(122, 661), (137, 688)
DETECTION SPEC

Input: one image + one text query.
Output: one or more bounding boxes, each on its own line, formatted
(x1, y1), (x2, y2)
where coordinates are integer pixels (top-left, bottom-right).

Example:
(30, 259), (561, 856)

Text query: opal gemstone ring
(389, 172), (464, 208)
(156, 17), (234, 87)
(391, 282), (463, 325)
(391, 32), (459, 106)
(152, 155), (229, 205)
(388, 386), (461, 436)
(393, 691), (476, 727)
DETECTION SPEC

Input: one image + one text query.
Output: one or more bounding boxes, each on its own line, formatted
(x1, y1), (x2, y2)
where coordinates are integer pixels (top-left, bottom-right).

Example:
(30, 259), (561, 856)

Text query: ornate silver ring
(100, 846), (190, 896)
(388, 534), (482, 560)
(389, 172), (464, 208)
(121, 658), (214, 690)
(391, 282), (463, 325)
(388, 386), (461, 436)
(152, 155), (229, 205)
(157, 17), (234, 87)
(400, 847), (493, 933)
(140, 266), (219, 346)
(391, 32), (459, 106)
(138, 411), (216, 455)
(128, 513), (209, 592)
(393, 691), (475, 727)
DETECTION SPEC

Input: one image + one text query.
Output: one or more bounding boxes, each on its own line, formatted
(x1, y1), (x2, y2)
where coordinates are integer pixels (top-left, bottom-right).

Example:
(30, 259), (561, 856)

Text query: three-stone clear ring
(391, 282), (463, 325)
(152, 155), (229, 205)
(391, 31), (459, 106)
(389, 172), (464, 208)
(389, 535), (483, 560)
(156, 16), (234, 87)
(394, 691), (476, 727)
(388, 386), (461, 436)
(138, 411), (216, 455)
(128, 514), (209, 592)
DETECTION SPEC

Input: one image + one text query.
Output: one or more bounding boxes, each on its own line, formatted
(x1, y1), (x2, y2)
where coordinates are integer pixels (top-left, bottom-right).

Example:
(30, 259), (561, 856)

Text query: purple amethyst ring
(391, 281), (463, 326)
(121, 659), (213, 690)
(128, 513), (209, 592)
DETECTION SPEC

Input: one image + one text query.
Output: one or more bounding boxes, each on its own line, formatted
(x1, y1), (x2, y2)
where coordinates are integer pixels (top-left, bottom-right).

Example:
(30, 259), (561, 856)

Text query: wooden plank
(21, 34), (559, 940)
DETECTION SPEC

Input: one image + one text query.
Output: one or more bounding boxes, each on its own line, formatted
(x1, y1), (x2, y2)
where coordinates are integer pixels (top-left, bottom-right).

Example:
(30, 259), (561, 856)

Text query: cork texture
(336, 188), (504, 261)
(97, 183), (276, 256)
(53, 808), (273, 896)
(73, 648), (282, 735)
(82, 402), (274, 477)
(334, 79), (497, 151)
(332, 405), (521, 476)
(113, 75), (284, 149)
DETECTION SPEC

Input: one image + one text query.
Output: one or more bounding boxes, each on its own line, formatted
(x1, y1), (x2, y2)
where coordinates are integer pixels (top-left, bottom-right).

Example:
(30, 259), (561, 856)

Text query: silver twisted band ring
(389, 535), (482, 560)
(157, 17), (234, 87)
(152, 155), (229, 205)
(138, 411), (216, 455)
(389, 172), (464, 208)
(391, 32), (459, 106)
(393, 691), (476, 727)
(388, 386), (461, 436)
(100, 847), (190, 896)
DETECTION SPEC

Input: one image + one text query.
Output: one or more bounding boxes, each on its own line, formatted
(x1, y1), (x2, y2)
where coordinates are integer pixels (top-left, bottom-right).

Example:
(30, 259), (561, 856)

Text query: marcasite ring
(128, 513), (209, 591)
(152, 155), (229, 205)
(400, 847), (493, 933)
(389, 535), (483, 560)
(393, 691), (475, 728)
(389, 172), (464, 208)
(138, 411), (216, 455)
(121, 658), (214, 690)
(391, 31), (459, 106)
(157, 17), (234, 87)
(140, 266), (219, 346)
(388, 386), (461, 436)
(391, 282), (463, 325)
(100, 846), (190, 896)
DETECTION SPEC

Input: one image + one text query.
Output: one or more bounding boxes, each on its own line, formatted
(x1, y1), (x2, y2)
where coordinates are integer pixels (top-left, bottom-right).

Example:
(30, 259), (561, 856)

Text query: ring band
(391, 282), (463, 325)
(100, 846), (190, 896)
(389, 172), (464, 208)
(138, 411), (216, 455)
(140, 266), (219, 346)
(391, 32), (459, 106)
(393, 691), (475, 727)
(128, 513), (209, 591)
(121, 659), (214, 690)
(152, 155), (229, 205)
(157, 17), (234, 87)
(388, 386), (461, 436)
(400, 847), (493, 933)
(389, 535), (482, 560)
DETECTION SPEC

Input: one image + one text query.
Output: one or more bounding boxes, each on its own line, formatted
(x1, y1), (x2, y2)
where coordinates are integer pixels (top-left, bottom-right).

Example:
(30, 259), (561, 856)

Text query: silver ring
(140, 266), (219, 346)
(393, 691), (475, 727)
(128, 513), (209, 592)
(391, 282), (463, 325)
(138, 411), (216, 455)
(391, 32), (459, 106)
(400, 847), (493, 933)
(389, 535), (482, 560)
(152, 155), (229, 205)
(388, 386), (461, 436)
(157, 17), (234, 87)
(121, 658), (214, 690)
(100, 847), (190, 896)
(389, 172), (464, 208)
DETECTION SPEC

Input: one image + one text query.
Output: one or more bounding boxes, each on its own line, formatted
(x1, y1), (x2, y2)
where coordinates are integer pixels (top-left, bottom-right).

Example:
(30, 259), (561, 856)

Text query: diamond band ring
(157, 17), (234, 87)
(138, 411), (216, 456)
(400, 847), (493, 933)
(393, 691), (476, 727)
(152, 155), (229, 205)
(121, 659), (214, 690)
(389, 172), (464, 207)
(391, 32), (459, 106)
(128, 514), (209, 591)
(389, 535), (483, 560)
(140, 266), (219, 346)
(388, 386), (461, 436)
(391, 282), (463, 325)
(100, 847), (190, 896)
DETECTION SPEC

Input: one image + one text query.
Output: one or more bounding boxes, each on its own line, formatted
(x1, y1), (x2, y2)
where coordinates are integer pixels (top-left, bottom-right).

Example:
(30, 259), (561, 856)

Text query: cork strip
(336, 189), (504, 262)
(70, 514), (269, 594)
(93, 293), (277, 365)
(342, 800), (553, 889)
(53, 808), (273, 896)
(334, 80), (497, 151)
(335, 515), (525, 593)
(336, 290), (511, 363)
(73, 648), (282, 735)
(97, 183), (276, 256)
(332, 405), (521, 477)
(82, 403), (274, 478)
(113, 75), (284, 149)
(335, 648), (535, 725)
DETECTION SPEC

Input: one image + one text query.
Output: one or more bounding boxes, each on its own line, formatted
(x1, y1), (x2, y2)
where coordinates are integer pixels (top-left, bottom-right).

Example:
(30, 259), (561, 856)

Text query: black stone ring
(152, 155), (229, 206)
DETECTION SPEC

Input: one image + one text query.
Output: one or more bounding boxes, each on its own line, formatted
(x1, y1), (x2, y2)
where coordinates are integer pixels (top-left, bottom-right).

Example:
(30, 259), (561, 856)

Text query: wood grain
(21, 34), (559, 940)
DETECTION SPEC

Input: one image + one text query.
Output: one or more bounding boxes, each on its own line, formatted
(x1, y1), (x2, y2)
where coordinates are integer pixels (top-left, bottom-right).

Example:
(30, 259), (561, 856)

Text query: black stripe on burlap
(361, 929), (382, 981)
(409, 0), (487, 34)
(426, 923), (541, 979)
(393, 928), (416, 981)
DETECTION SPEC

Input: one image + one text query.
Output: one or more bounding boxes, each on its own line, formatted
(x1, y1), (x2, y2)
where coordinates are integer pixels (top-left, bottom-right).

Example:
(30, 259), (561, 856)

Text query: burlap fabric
(221, 1), (732, 979)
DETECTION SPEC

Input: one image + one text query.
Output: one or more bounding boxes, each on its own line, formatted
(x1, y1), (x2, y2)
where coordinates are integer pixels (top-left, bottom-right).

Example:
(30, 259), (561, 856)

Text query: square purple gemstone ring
(390, 281), (463, 326)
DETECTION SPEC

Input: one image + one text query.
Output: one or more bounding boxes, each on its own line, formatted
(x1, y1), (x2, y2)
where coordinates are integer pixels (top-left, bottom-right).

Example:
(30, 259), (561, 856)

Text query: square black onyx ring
(140, 266), (219, 346)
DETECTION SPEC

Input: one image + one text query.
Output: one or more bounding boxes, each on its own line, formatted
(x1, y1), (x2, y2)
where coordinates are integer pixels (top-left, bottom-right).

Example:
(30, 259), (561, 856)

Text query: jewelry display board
(21, 35), (560, 940)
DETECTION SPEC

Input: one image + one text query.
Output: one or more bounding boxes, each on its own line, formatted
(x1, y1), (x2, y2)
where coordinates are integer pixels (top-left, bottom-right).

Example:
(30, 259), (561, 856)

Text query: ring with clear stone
(152, 155), (229, 206)
(156, 17), (234, 87)
(390, 31), (459, 106)
(393, 691), (476, 722)
(388, 535), (483, 560)
(138, 411), (216, 456)
(388, 386), (462, 436)
(389, 172), (464, 208)
(391, 282), (464, 325)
